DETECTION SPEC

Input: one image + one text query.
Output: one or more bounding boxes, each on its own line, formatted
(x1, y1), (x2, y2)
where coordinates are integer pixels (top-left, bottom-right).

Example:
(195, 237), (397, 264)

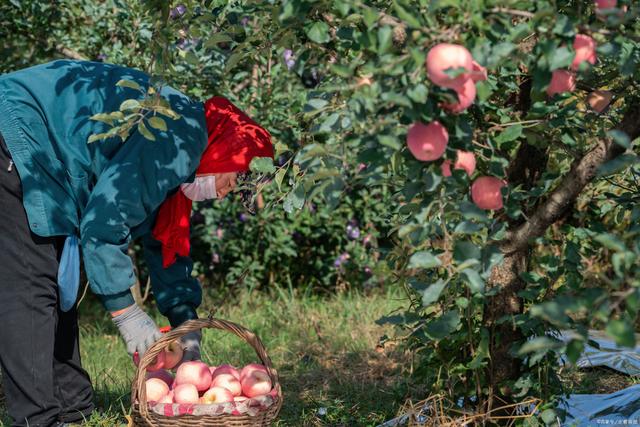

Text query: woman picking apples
(0, 60), (273, 427)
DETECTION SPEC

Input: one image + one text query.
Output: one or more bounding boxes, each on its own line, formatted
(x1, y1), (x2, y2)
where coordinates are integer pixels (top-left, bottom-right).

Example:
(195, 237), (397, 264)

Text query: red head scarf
(152, 96), (274, 268)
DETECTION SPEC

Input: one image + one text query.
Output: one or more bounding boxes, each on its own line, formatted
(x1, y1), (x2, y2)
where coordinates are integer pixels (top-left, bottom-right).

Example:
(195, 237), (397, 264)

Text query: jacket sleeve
(142, 233), (201, 326)
(80, 118), (205, 311)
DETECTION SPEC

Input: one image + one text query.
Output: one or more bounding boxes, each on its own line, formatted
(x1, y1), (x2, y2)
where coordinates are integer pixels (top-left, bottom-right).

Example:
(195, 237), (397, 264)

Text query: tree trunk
(484, 104), (640, 394)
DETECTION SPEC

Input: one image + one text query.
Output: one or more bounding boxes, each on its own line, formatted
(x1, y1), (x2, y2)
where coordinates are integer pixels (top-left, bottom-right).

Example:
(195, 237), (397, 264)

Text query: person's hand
(111, 304), (162, 356)
(179, 330), (202, 362)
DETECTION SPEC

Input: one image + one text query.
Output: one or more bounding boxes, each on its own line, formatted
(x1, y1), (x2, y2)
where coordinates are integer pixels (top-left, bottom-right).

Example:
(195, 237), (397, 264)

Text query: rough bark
(485, 104), (640, 391)
(503, 105), (640, 254)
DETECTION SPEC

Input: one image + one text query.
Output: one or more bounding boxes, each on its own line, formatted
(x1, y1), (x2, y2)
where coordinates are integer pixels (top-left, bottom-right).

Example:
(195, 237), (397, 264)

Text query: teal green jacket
(0, 60), (207, 325)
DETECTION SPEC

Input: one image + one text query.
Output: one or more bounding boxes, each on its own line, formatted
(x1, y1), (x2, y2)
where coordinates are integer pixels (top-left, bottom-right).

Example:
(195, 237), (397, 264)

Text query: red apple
(240, 363), (268, 382)
(471, 177), (507, 210)
(442, 78), (476, 113)
(426, 43), (473, 89)
(241, 370), (273, 398)
(163, 340), (184, 370)
(145, 378), (169, 403)
(470, 60), (487, 82)
(406, 121), (449, 161)
(587, 90), (613, 113)
(212, 364), (240, 381)
(174, 361), (212, 392)
(173, 383), (200, 404)
(158, 391), (174, 404)
(134, 351), (166, 372)
(200, 386), (234, 404)
(146, 370), (174, 388)
(211, 373), (242, 396)
(572, 34), (597, 70)
(595, 0), (616, 9)
(547, 70), (576, 96)
(454, 150), (476, 177)
(441, 160), (452, 177)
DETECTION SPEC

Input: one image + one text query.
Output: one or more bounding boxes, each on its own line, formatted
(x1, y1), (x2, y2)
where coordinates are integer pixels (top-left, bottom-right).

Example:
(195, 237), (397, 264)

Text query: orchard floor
(0, 286), (417, 426)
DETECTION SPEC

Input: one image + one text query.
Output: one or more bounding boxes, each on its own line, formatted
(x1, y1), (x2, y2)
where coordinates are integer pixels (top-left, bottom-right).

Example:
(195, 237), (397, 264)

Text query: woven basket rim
(131, 318), (282, 426)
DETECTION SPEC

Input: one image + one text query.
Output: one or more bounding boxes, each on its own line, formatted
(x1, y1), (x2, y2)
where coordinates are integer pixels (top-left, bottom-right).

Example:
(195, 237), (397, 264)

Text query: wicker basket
(131, 318), (282, 426)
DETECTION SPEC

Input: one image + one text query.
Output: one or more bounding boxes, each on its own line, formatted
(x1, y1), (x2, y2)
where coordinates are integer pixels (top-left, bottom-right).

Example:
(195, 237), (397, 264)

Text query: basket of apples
(131, 318), (282, 426)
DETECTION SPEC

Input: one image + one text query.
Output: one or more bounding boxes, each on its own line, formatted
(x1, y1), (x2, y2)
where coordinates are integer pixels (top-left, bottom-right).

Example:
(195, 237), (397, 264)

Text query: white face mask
(180, 175), (218, 201)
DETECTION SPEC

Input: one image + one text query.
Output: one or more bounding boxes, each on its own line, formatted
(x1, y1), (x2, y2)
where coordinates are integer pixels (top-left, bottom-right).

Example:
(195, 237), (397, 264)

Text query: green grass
(1, 286), (412, 426)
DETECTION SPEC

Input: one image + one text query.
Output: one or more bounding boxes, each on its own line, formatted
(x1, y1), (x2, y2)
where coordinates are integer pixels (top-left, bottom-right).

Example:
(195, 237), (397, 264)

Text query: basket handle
(131, 318), (281, 424)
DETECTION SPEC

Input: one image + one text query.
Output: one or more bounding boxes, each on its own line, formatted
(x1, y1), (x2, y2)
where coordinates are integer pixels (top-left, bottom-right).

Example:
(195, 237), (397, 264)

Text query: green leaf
(307, 22), (330, 44)
(468, 329), (490, 369)
(424, 311), (460, 340)
(116, 79), (142, 91)
(90, 113), (117, 125)
(565, 339), (585, 364)
(249, 157), (276, 174)
(607, 130), (631, 148)
(453, 241), (481, 264)
(156, 107), (181, 120)
(376, 312), (422, 325)
(407, 84), (428, 103)
(393, 2), (421, 28)
(606, 319), (635, 348)
(304, 98), (329, 112)
(495, 125), (523, 144)
(138, 121), (155, 141)
(597, 154), (639, 177)
(319, 113), (340, 133)
(283, 184), (305, 213)
(518, 337), (562, 355)
(225, 51), (245, 73)
(148, 116), (167, 132)
(461, 269), (484, 294)
(454, 221), (482, 234)
(377, 26), (393, 54)
(120, 99), (141, 111)
(540, 409), (558, 424)
(408, 251), (442, 269)
(204, 33), (233, 48)
(378, 135), (402, 150)
(553, 15), (575, 37)
(87, 132), (112, 144)
(420, 280), (446, 306)
(594, 233), (627, 252)
(274, 168), (286, 191)
(548, 46), (574, 70)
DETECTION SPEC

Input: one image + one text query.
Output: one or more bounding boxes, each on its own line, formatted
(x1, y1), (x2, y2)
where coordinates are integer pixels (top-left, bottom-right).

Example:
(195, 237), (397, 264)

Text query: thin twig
(490, 7), (535, 18)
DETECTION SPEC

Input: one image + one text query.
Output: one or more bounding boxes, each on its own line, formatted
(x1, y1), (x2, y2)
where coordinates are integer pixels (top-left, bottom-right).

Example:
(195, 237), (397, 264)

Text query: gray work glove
(179, 330), (202, 362)
(112, 305), (163, 357)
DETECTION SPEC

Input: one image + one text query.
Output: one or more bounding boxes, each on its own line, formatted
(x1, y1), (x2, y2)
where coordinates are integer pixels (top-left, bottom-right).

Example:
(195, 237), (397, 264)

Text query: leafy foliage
(3, 0), (640, 419)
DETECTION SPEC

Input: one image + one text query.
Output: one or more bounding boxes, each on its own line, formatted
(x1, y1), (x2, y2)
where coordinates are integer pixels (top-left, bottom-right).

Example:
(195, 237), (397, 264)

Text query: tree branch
(56, 45), (87, 60)
(503, 105), (640, 253)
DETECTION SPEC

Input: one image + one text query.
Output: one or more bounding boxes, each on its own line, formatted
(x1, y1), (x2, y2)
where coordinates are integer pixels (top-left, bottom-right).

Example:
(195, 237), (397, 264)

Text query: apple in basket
(145, 378), (170, 402)
(212, 364), (240, 380)
(159, 391), (174, 404)
(134, 350), (166, 372)
(241, 370), (272, 398)
(174, 361), (212, 391)
(200, 386), (234, 404)
(146, 370), (174, 388)
(163, 340), (184, 370)
(211, 373), (242, 396)
(173, 384), (200, 404)
(240, 363), (268, 381)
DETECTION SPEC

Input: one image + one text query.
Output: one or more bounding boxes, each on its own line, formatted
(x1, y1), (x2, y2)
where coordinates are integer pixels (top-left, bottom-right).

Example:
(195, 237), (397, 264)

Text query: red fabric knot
(152, 97), (273, 268)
